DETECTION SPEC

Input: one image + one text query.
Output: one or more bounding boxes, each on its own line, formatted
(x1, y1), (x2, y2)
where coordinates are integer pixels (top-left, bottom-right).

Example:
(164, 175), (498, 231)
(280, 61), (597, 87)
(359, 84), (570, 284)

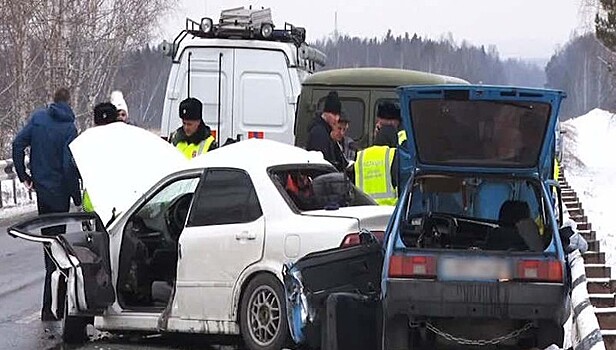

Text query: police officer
(170, 97), (217, 159)
(355, 105), (401, 205)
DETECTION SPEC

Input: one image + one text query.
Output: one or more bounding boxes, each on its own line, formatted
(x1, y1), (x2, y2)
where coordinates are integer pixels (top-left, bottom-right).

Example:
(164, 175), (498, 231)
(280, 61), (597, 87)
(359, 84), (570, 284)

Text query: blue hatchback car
(284, 85), (573, 350)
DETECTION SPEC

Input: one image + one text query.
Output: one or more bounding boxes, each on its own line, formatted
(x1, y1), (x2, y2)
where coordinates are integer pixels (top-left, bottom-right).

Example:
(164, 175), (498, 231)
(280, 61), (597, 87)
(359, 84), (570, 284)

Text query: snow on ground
(0, 179), (36, 220)
(562, 108), (616, 276)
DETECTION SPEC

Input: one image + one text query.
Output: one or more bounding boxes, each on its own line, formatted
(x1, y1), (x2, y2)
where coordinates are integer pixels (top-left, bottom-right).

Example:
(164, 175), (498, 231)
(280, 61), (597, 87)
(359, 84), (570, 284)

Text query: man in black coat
(306, 91), (347, 171)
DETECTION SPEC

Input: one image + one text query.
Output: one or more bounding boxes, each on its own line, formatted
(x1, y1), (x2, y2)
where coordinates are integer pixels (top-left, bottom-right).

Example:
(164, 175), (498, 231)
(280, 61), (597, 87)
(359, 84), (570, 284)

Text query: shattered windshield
(269, 166), (376, 211)
(409, 100), (551, 167)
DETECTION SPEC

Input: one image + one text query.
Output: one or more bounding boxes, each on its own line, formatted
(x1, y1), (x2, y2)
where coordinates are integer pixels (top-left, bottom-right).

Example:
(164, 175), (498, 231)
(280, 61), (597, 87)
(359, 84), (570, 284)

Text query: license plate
(439, 257), (512, 281)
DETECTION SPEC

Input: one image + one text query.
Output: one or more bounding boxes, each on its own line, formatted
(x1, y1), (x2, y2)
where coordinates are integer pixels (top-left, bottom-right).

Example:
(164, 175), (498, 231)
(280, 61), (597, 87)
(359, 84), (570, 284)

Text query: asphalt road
(0, 209), (245, 350)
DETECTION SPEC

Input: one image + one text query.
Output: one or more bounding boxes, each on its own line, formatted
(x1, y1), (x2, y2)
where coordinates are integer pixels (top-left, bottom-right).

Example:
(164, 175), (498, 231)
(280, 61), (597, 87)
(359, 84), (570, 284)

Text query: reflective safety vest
(175, 135), (215, 159)
(354, 146), (397, 206)
(82, 190), (94, 212)
(397, 130), (407, 146)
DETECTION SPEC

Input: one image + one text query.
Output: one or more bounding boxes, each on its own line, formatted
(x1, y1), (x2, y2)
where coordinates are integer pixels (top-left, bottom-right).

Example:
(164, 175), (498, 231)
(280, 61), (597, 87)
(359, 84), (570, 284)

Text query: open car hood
(397, 85), (565, 178)
(69, 123), (189, 224)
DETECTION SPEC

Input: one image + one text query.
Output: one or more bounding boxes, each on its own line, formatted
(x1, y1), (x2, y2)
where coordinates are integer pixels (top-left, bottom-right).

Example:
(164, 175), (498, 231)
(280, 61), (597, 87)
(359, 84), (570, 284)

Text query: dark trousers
(37, 197), (70, 315)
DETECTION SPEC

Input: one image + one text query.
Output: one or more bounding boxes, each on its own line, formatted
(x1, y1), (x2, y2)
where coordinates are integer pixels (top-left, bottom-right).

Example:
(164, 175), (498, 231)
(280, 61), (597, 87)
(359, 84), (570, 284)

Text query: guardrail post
(12, 178), (17, 205)
(0, 180), (3, 209)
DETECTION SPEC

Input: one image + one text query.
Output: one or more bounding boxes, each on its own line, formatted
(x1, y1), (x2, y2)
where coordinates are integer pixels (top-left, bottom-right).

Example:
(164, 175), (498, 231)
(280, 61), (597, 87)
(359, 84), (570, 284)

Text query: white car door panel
(7, 213), (115, 317)
(170, 168), (265, 322)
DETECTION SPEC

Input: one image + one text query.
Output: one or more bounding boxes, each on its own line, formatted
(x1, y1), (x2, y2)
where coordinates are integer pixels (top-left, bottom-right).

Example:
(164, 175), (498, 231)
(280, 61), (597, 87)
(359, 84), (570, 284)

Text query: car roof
(302, 67), (469, 88)
(189, 138), (332, 172)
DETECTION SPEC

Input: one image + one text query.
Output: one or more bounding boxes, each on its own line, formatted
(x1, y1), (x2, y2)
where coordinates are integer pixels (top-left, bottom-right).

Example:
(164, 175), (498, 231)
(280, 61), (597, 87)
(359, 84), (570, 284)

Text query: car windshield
(401, 175), (554, 252)
(269, 165), (376, 211)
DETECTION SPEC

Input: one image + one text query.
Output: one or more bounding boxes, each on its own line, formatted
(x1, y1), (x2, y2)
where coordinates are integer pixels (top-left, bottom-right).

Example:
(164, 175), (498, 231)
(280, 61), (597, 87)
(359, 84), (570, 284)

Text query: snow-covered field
(562, 109), (616, 276)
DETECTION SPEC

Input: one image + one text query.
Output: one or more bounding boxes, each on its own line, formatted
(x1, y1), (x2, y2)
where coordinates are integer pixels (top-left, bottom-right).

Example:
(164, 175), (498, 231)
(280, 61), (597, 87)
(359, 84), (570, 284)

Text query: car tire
(383, 315), (409, 350)
(239, 274), (291, 350)
(535, 320), (564, 348)
(61, 295), (92, 344)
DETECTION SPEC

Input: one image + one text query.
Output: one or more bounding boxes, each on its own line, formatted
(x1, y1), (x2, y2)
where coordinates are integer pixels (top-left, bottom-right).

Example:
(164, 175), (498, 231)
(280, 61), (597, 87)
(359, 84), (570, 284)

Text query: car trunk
(301, 205), (393, 232)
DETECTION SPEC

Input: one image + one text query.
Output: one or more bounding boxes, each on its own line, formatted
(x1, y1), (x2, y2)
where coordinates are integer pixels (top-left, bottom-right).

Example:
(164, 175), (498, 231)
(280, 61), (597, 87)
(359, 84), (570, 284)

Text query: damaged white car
(7, 124), (393, 350)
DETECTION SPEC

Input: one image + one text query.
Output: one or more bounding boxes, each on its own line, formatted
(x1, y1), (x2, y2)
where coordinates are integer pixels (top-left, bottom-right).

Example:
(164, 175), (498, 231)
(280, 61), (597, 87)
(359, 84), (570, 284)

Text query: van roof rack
(164, 6), (309, 59)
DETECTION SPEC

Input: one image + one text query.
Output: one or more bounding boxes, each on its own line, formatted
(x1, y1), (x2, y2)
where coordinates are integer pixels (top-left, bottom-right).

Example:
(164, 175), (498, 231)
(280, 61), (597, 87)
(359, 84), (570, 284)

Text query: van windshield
(269, 166), (376, 211)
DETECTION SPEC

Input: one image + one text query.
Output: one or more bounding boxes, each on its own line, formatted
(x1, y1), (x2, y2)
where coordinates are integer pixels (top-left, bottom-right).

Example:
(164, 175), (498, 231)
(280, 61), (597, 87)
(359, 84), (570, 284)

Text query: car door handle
(235, 231), (256, 241)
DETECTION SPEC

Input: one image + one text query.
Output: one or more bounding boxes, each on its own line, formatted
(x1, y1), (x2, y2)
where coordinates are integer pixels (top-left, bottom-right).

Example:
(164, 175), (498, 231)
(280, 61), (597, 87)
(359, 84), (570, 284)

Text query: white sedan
(8, 123), (393, 350)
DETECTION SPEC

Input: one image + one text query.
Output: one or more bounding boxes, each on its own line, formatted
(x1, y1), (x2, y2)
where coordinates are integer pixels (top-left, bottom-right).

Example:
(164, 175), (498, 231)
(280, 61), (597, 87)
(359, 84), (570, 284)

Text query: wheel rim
(246, 285), (281, 347)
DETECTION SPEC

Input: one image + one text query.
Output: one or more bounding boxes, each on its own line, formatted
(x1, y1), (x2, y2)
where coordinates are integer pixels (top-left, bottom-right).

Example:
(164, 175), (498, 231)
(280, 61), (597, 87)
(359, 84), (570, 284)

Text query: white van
(160, 7), (326, 145)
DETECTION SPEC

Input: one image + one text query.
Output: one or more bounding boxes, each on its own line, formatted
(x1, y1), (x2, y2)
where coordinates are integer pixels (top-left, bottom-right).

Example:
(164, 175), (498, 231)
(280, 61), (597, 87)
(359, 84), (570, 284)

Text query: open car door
(7, 212), (115, 318)
(283, 231), (383, 350)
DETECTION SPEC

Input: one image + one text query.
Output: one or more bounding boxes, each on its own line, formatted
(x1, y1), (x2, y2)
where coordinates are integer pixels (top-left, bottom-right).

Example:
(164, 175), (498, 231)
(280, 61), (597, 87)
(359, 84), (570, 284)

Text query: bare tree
(0, 0), (177, 157)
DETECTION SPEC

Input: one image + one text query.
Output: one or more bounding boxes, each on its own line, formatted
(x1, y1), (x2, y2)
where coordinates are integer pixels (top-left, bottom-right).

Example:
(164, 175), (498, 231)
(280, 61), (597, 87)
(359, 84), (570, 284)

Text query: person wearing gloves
(110, 90), (129, 123)
(170, 97), (217, 159)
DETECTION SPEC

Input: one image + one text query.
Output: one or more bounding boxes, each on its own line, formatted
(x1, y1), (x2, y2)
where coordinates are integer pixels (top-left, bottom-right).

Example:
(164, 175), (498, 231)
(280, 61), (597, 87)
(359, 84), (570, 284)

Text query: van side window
(317, 97), (365, 140)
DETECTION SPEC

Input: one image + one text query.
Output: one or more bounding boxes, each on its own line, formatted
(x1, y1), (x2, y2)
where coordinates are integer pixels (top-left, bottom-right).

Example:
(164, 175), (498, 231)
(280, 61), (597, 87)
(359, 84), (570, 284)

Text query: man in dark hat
(353, 102), (403, 205)
(170, 97), (217, 159)
(306, 91), (347, 171)
(374, 102), (401, 148)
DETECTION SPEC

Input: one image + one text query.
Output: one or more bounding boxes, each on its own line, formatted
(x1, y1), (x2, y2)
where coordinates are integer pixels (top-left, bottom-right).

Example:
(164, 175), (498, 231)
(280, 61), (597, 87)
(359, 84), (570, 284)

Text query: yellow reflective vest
(354, 146), (397, 206)
(397, 130), (407, 146)
(175, 135), (215, 159)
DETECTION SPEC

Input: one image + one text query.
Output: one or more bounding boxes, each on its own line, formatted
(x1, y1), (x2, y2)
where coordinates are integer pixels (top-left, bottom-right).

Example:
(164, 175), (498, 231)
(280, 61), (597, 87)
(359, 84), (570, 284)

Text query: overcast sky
(159, 0), (594, 60)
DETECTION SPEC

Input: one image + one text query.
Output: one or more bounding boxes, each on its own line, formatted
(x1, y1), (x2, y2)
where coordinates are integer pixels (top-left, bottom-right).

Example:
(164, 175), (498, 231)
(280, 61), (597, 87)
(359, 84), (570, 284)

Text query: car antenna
(187, 52), (192, 97)
(216, 52), (223, 146)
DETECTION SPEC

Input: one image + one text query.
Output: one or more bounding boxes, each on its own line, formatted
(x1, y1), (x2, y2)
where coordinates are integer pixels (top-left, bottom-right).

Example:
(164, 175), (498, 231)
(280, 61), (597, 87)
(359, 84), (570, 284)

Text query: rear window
(269, 166), (375, 211)
(410, 100), (551, 167)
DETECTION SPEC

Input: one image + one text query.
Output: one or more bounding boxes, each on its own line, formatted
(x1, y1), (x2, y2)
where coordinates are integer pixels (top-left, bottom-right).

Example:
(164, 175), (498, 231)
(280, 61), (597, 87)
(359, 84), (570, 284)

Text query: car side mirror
(559, 226), (588, 254)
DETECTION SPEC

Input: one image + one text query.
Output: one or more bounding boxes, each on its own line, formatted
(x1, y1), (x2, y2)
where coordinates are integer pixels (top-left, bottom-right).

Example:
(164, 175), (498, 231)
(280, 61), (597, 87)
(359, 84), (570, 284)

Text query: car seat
(485, 200), (531, 251)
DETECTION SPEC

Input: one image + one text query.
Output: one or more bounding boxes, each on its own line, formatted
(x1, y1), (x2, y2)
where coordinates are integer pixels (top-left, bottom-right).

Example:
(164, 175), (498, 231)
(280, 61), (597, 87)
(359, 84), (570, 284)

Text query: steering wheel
(418, 212), (458, 248)
(164, 193), (194, 243)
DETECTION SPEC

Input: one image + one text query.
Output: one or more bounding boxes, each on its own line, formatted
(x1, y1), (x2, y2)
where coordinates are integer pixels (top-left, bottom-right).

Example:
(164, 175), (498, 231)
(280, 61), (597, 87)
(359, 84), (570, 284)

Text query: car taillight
(340, 231), (385, 247)
(515, 259), (563, 282)
(388, 254), (437, 278)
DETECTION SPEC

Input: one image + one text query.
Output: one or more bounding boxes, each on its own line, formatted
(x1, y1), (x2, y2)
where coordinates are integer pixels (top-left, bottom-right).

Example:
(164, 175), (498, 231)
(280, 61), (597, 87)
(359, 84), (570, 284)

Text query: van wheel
(239, 274), (291, 350)
(62, 295), (92, 344)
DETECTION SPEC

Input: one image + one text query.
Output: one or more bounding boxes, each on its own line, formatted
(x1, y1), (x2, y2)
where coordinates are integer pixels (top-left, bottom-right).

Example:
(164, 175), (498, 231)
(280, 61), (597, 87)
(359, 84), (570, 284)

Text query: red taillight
(340, 231), (385, 247)
(388, 254), (437, 278)
(516, 259), (563, 282)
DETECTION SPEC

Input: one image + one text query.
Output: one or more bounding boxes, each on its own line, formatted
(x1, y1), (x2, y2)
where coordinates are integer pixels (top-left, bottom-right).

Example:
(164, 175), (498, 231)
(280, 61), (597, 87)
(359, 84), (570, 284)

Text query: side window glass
(317, 97), (365, 140)
(188, 169), (262, 226)
(136, 178), (200, 221)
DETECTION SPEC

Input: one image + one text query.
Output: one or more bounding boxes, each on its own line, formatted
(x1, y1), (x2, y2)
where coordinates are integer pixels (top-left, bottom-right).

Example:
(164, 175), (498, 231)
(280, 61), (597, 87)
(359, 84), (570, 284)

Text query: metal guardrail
(0, 158), (33, 208)
(570, 248), (606, 350)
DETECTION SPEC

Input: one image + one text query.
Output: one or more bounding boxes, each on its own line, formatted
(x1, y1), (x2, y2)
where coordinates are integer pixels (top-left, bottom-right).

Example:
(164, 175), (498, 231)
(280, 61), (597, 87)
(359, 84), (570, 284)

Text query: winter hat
(323, 91), (341, 115)
(374, 124), (398, 148)
(179, 97), (203, 121)
(110, 90), (128, 115)
(377, 102), (400, 121)
(93, 102), (119, 126)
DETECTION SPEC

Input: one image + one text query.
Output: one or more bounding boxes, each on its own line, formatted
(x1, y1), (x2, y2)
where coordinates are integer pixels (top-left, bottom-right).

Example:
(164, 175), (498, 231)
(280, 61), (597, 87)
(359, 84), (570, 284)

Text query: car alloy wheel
(247, 284), (281, 346)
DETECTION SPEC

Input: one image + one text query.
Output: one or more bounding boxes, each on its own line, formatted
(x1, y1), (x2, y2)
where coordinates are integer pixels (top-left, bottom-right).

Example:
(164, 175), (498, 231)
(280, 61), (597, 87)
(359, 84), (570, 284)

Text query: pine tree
(596, 0), (616, 50)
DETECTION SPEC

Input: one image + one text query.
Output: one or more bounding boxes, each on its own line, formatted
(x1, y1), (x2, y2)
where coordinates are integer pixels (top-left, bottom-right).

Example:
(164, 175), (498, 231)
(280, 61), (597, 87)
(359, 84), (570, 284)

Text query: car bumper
(384, 279), (569, 322)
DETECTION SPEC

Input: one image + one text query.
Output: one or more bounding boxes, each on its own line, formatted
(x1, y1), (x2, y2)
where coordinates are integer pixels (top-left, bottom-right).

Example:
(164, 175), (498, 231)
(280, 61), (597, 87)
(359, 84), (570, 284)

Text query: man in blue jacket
(12, 88), (81, 321)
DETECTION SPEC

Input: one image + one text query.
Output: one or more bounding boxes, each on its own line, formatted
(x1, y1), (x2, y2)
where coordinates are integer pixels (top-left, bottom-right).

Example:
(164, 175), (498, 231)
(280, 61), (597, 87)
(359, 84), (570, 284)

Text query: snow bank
(562, 108), (616, 275)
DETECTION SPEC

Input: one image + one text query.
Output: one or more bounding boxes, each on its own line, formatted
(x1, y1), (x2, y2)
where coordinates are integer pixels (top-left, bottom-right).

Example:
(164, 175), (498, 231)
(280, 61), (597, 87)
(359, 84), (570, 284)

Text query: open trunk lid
(397, 85), (566, 180)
